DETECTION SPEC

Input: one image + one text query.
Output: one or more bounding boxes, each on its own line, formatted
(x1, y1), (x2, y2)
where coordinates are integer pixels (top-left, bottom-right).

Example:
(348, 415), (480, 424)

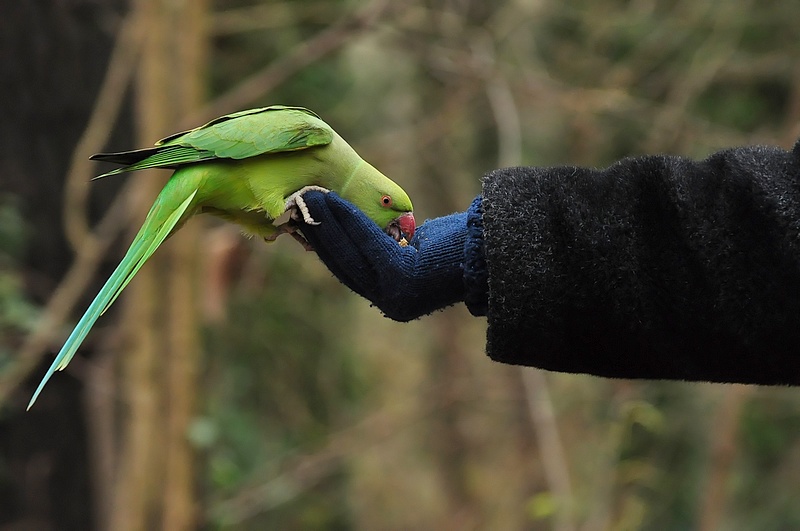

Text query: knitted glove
(298, 191), (473, 321)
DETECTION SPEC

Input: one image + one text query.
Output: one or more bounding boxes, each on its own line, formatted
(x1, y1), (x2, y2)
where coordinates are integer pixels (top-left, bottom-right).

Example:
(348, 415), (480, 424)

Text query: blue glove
(298, 191), (474, 321)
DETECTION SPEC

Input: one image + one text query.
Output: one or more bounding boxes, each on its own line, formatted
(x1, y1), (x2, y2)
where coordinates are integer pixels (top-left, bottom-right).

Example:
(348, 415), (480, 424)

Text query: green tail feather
(27, 190), (198, 410)
(91, 146), (216, 180)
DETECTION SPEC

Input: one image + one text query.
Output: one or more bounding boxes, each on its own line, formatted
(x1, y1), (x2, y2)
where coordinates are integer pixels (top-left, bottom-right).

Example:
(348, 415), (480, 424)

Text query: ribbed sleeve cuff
(464, 196), (488, 316)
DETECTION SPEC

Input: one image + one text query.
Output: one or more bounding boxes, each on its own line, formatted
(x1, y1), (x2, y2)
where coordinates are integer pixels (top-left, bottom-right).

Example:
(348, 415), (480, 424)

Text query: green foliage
(0, 197), (38, 373)
(526, 491), (557, 521)
(731, 391), (800, 528)
(201, 250), (366, 529)
(695, 79), (790, 132)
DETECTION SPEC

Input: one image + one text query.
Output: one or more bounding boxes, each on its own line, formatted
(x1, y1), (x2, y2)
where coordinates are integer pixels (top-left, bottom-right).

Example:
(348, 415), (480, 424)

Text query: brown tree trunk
(107, 0), (208, 529)
(108, 1), (169, 527)
(697, 385), (750, 531)
(162, 1), (208, 528)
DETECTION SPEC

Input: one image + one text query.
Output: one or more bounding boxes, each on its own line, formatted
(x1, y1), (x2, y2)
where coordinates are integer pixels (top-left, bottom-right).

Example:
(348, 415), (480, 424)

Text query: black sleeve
(479, 141), (800, 385)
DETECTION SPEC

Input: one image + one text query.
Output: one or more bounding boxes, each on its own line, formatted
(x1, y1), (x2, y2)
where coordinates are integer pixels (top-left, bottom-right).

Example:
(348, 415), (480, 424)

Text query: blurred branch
(63, 7), (146, 251)
(716, 54), (797, 82)
(697, 385), (751, 531)
(211, 403), (426, 526)
(582, 383), (634, 531)
(520, 73), (775, 152)
(521, 370), (576, 531)
(485, 75), (522, 168)
(189, 0), (398, 125)
(212, 1), (338, 36)
(645, 0), (752, 151)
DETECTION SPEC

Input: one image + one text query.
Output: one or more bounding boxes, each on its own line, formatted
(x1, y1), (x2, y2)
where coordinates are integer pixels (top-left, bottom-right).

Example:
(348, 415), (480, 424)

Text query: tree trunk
(697, 385), (750, 531)
(108, 0), (208, 529)
(162, 0), (208, 528)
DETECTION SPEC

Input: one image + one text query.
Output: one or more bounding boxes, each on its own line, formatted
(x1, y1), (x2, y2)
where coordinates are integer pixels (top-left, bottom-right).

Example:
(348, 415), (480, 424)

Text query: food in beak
(385, 212), (416, 242)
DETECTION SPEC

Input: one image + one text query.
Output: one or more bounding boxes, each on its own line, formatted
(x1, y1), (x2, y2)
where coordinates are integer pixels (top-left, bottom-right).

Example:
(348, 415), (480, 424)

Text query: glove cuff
(464, 196), (489, 316)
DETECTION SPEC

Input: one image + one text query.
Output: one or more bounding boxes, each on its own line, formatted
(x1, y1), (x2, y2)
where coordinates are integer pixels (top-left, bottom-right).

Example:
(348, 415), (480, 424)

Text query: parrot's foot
(264, 219), (314, 251)
(288, 230), (313, 251)
(263, 220), (295, 242)
(284, 186), (330, 225)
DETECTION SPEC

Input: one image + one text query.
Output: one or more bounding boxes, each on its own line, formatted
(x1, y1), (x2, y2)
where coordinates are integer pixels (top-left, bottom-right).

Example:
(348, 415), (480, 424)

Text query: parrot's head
(341, 169), (415, 242)
(369, 185), (416, 242)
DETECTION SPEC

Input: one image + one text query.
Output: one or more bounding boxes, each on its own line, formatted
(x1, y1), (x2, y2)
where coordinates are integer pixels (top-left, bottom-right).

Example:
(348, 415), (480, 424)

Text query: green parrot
(28, 105), (415, 409)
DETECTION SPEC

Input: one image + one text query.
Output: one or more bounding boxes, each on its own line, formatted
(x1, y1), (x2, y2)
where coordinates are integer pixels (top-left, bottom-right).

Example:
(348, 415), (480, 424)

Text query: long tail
(27, 180), (199, 409)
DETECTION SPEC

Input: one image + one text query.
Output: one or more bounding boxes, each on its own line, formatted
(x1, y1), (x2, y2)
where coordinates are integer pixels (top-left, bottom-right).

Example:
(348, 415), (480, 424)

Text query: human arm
(480, 142), (800, 384)
(300, 140), (800, 385)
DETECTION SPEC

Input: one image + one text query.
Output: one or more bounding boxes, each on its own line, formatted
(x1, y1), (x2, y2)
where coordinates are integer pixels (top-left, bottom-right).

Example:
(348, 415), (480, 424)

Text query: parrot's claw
(289, 230), (314, 251)
(263, 219), (298, 242)
(284, 186), (330, 225)
(265, 220), (314, 251)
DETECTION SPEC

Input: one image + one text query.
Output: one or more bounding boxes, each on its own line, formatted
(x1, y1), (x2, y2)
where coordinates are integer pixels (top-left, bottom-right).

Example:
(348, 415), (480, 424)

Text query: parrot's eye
(380, 195), (393, 208)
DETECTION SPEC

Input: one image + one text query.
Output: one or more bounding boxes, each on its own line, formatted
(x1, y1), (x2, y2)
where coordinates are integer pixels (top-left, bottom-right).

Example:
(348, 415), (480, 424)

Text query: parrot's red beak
(397, 212), (415, 240)
(385, 212), (416, 242)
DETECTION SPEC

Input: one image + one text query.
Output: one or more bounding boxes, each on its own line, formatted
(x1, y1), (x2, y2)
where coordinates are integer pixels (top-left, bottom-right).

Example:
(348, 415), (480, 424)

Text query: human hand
(298, 191), (469, 321)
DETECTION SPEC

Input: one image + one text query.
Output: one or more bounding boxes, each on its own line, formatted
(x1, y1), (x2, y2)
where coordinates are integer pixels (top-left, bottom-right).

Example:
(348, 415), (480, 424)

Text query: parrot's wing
(156, 105), (333, 158)
(90, 146), (218, 178)
(90, 105), (334, 178)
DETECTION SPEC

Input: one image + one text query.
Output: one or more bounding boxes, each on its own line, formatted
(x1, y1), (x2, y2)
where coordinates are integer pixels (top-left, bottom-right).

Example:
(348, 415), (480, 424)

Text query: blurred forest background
(2, 0), (800, 529)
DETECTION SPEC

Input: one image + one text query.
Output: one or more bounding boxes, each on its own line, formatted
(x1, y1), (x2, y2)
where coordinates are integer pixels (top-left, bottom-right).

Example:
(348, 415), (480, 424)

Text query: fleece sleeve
(477, 141), (800, 385)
